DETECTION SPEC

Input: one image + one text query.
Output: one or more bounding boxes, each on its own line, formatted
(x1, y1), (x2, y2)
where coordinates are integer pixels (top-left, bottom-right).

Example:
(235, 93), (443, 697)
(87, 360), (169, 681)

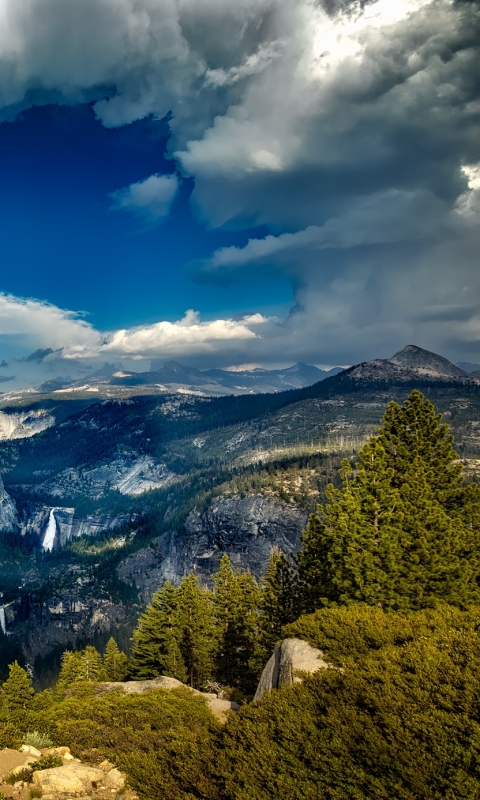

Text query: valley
(1, 345), (480, 682)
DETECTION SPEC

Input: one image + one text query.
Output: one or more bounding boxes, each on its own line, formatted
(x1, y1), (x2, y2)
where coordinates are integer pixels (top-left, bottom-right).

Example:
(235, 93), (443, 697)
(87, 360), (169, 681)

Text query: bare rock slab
(33, 762), (106, 794)
(254, 637), (331, 701)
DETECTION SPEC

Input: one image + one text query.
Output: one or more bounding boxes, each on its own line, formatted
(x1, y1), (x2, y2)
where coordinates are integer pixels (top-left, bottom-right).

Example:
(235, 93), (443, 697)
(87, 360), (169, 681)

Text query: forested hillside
(1, 390), (480, 799)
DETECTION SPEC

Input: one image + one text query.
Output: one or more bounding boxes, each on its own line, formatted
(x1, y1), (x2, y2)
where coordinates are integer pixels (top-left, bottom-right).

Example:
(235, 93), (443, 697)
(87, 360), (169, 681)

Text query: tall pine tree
(295, 391), (480, 612)
(104, 637), (128, 682)
(130, 581), (187, 682)
(260, 549), (298, 652)
(175, 574), (216, 688)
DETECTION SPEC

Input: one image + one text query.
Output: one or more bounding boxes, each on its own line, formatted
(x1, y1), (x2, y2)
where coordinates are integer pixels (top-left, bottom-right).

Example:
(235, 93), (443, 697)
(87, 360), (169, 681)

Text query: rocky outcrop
(254, 638), (331, 701)
(40, 453), (175, 498)
(97, 676), (240, 723)
(24, 595), (125, 660)
(117, 495), (308, 596)
(0, 474), (18, 532)
(0, 407), (55, 440)
(33, 763), (106, 795)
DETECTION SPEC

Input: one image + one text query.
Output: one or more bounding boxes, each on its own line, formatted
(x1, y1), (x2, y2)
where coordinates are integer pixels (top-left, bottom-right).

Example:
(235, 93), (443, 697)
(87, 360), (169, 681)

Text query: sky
(0, 0), (479, 388)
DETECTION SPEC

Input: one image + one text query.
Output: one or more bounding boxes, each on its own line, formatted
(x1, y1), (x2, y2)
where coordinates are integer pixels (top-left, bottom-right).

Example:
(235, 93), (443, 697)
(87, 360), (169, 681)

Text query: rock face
(0, 407), (55, 440)
(40, 453), (175, 498)
(24, 595), (125, 660)
(33, 763), (106, 794)
(97, 676), (240, 723)
(20, 503), (134, 547)
(117, 495), (308, 597)
(254, 638), (331, 701)
(0, 473), (18, 532)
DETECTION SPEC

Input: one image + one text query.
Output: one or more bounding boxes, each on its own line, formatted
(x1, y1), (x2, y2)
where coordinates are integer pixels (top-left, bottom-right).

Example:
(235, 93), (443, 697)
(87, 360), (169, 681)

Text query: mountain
(456, 361), (480, 373)
(388, 344), (468, 378)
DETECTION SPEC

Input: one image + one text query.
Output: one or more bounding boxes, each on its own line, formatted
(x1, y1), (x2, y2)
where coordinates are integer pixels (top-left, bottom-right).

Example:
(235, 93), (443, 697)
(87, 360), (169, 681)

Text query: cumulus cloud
(0, 0), (478, 363)
(110, 173), (179, 223)
(0, 293), (276, 382)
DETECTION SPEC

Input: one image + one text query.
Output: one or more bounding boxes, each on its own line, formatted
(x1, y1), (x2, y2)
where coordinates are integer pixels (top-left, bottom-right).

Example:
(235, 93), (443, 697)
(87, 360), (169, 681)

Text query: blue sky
(0, 0), (478, 388)
(0, 103), (291, 330)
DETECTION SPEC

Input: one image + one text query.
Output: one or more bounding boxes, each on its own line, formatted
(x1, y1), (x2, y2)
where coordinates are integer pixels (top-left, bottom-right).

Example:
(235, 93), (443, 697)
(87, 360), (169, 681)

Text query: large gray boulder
(254, 638), (331, 701)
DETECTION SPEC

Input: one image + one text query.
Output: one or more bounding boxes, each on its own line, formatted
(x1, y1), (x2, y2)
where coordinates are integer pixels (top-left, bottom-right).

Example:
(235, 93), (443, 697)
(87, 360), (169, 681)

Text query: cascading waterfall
(42, 508), (57, 551)
(0, 606), (6, 635)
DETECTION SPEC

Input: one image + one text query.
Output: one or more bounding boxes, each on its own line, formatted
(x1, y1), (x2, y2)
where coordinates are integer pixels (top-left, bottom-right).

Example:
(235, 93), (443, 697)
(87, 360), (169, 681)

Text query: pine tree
(130, 582), (187, 682)
(260, 549), (299, 653)
(295, 396), (480, 612)
(175, 574), (216, 688)
(212, 555), (239, 686)
(56, 650), (83, 695)
(104, 637), (128, 682)
(78, 646), (106, 682)
(212, 556), (260, 690)
(395, 456), (478, 609)
(2, 661), (34, 712)
(378, 389), (463, 509)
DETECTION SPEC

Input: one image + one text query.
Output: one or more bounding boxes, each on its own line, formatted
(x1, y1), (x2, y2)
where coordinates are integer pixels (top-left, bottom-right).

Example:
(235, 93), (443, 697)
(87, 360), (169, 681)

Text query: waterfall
(42, 508), (57, 551)
(0, 606), (6, 635)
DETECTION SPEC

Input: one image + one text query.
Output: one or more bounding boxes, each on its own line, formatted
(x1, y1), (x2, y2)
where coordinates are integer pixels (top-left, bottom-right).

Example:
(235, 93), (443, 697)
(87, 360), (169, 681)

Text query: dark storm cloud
(0, 0), (478, 368)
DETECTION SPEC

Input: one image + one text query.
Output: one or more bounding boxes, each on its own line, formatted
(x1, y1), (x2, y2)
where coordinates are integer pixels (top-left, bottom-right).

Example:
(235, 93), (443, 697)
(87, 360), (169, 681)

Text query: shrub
(23, 729), (54, 748)
(214, 605), (480, 799)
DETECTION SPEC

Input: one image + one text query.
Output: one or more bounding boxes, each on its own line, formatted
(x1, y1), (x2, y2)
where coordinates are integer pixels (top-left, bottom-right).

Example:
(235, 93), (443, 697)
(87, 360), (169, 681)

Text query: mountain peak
(388, 345), (467, 378)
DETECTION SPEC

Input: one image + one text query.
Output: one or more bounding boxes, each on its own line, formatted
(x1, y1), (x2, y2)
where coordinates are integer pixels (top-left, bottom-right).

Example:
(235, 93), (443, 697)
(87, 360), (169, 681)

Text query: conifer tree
(378, 389), (463, 508)
(175, 573), (216, 688)
(56, 650), (83, 695)
(212, 556), (260, 690)
(212, 555), (242, 686)
(104, 637), (128, 682)
(130, 582), (187, 682)
(78, 645), (106, 682)
(260, 549), (299, 652)
(295, 394), (480, 612)
(2, 661), (34, 712)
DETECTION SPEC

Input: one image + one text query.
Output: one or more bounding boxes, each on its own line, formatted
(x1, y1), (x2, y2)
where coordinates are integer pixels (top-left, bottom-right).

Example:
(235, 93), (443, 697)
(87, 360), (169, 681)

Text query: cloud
(0, 375), (15, 383)
(101, 309), (270, 358)
(110, 173), (179, 223)
(22, 347), (57, 362)
(0, 0), (478, 364)
(0, 360), (8, 368)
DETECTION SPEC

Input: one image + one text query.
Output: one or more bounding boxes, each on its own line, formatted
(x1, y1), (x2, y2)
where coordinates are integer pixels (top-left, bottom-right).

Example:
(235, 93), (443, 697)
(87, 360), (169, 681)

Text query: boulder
(21, 744), (42, 757)
(254, 637), (331, 701)
(0, 749), (35, 781)
(32, 763), (105, 794)
(105, 767), (126, 789)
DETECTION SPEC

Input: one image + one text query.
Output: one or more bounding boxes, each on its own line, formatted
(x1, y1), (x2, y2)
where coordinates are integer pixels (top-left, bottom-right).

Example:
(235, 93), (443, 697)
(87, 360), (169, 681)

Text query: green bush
(42, 687), (221, 799)
(214, 610), (480, 799)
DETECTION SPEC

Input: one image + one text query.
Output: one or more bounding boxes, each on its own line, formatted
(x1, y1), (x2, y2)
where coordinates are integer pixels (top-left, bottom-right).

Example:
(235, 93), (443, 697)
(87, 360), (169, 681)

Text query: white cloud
(110, 173), (178, 222)
(102, 309), (269, 358)
(0, 293), (100, 351)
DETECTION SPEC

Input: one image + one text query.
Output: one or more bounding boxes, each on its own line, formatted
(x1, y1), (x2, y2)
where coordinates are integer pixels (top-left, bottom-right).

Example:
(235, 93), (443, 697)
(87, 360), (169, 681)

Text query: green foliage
(212, 556), (261, 692)
(55, 644), (109, 696)
(31, 754), (63, 771)
(130, 581), (188, 683)
(23, 729), (54, 748)
(259, 550), (298, 653)
(104, 637), (129, 682)
(43, 688), (220, 800)
(30, 789), (42, 799)
(215, 605), (480, 800)
(296, 390), (480, 612)
(2, 661), (35, 713)
(0, 721), (21, 749)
